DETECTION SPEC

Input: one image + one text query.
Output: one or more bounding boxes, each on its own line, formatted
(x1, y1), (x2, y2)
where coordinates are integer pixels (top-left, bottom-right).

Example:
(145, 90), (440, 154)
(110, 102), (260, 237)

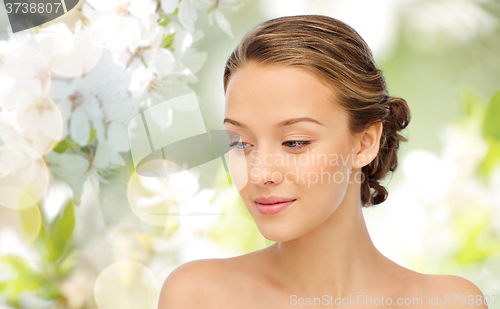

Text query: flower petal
(129, 0), (157, 18)
(161, 0), (179, 14)
(214, 9), (234, 38)
(70, 108), (91, 146)
(178, 0), (198, 33)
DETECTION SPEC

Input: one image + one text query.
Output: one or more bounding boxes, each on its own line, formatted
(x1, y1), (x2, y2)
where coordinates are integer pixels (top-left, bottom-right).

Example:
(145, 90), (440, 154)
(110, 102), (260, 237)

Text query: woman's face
(224, 61), (360, 242)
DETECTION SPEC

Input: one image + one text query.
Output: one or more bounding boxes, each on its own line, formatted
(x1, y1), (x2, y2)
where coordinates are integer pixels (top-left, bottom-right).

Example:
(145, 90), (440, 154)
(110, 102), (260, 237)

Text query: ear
(352, 121), (383, 170)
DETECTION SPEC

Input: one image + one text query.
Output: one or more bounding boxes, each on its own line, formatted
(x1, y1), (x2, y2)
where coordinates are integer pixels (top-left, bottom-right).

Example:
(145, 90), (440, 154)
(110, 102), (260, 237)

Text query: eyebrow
(223, 117), (325, 128)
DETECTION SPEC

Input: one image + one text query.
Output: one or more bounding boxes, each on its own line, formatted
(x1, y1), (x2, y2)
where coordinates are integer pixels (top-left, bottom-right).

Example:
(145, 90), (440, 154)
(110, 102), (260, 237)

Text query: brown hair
(223, 15), (410, 207)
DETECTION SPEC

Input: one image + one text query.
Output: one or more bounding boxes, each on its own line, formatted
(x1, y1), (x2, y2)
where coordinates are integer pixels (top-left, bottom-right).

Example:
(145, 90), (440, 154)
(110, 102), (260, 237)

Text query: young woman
(159, 15), (487, 309)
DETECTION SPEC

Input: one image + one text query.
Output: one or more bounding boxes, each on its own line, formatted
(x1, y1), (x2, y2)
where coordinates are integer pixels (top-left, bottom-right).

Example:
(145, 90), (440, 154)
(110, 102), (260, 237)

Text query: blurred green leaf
(19, 204), (42, 244)
(65, 135), (79, 148)
(455, 231), (492, 264)
(480, 138), (500, 176)
(0, 255), (44, 291)
(32, 217), (49, 259)
(5, 291), (20, 308)
(480, 91), (500, 176)
(37, 279), (62, 299)
(161, 32), (175, 49)
(483, 91), (500, 141)
(53, 135), (80, 154)
(88, 126), (96, 143)
(453, 205), (500, 264)
(225, 172), (232, 186)
(462, 89), (485, 118)
(47, 200), (76, 263)
(159, 16), (170, 26)
(52, 140), (68, 153)
(57, 249), (78, 277)
(80, 145), (93, 154)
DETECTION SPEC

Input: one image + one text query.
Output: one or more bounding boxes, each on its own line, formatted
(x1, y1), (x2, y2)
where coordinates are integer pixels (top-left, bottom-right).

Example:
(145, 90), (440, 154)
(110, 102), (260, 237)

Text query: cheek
(228, 148), (250, 192)
(286, 145), (352, 187)
(288, 145), (353, 211)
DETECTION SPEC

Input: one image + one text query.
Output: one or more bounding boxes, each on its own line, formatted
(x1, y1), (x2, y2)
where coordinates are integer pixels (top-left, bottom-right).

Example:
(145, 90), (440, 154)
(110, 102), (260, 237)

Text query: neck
(267, 178), (390, 298)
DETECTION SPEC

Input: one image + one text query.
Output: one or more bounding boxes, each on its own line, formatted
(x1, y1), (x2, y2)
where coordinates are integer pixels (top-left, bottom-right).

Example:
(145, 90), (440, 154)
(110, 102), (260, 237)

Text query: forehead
(224, 62), (345, 127)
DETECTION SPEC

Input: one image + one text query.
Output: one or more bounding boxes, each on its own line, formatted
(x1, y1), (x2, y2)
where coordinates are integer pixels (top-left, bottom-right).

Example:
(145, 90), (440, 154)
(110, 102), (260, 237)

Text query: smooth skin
(158, 61), (487, 309)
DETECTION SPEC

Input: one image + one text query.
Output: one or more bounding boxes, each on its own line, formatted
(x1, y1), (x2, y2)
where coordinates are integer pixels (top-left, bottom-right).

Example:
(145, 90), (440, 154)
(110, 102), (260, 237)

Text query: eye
(228, 141), (311, 152)
(229, 141), (251, 151)
(283, 141), (311, 150)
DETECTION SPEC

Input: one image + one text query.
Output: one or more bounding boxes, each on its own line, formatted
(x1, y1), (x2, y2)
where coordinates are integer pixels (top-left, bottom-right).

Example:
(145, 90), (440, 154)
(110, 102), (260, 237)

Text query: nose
(249, 148), (283, 186)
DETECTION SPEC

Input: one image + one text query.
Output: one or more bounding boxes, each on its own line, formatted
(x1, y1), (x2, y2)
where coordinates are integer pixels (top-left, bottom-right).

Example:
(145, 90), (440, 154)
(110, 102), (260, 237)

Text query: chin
(254, 221), (302, 242)
(260, 231), (295, 242)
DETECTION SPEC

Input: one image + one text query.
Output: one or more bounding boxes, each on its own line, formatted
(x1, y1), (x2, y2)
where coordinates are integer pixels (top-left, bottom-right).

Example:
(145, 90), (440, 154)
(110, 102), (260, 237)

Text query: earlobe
(352, 121), (383, 169)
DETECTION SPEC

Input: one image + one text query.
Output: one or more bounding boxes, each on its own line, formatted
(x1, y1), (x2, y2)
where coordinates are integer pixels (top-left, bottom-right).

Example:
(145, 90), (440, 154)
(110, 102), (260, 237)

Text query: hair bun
(386, 96), (411, 132)
(362, 95), (411, 206)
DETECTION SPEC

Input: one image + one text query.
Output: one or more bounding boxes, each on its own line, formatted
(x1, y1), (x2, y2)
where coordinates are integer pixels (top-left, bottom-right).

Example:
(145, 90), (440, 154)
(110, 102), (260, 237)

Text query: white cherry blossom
(86, 0), (157, 52)
(50, 50), (138, 150)
(36, 20), (103, 78)
(205, 0), (243, 38)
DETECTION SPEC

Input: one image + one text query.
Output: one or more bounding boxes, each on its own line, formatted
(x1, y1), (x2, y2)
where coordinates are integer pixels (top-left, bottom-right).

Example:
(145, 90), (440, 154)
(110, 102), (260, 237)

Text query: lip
(254, 196), (296, 215)
(254, 196), (296, 204)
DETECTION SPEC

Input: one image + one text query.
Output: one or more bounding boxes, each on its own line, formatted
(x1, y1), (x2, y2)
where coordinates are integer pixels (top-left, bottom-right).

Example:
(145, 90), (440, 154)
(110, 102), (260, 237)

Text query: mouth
(255, 199), (296, 215)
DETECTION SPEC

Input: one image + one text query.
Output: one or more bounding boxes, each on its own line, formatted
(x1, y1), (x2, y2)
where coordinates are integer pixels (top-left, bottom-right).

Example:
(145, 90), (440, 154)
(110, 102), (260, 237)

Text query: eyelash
(228, 141), (311, 151)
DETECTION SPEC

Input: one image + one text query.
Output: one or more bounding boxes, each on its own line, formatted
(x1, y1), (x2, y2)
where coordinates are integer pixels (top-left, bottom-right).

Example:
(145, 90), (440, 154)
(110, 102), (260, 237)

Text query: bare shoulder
(157, 252), (265, 309)
(421, 274), (488, 308)
(158, 258), (229, 309)
(384, 262), (487, 309)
